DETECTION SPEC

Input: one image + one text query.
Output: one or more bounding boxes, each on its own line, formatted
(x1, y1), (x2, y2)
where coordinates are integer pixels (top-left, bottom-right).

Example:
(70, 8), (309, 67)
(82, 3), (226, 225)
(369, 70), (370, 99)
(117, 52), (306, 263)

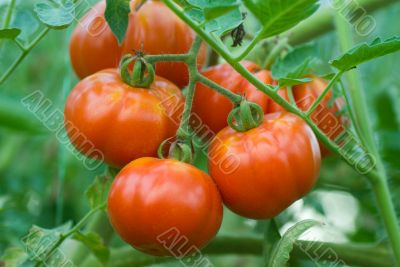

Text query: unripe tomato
(268, 77), (345, 156)
(122, 0), (207, 88)
(64, 69), (184, 168)
(208, 112), (321, 219)
(70, 0), (206, 87)
(108, 157), (223, 256)
(192, 62), (273, 135)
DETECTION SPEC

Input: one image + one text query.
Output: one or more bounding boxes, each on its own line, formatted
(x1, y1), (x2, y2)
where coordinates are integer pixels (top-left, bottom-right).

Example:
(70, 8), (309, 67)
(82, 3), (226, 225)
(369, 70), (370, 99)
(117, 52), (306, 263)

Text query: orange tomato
(192, 62), (273, 135)
(64, 69), (184, 168)
(108, 157), (223, 256)
(70, 0), (206, 87)
(208, 112), (321, 219)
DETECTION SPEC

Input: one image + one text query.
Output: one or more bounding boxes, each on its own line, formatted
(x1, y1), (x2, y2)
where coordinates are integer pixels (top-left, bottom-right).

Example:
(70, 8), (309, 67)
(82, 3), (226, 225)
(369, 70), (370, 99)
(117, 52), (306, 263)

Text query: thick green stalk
(287, 0), (398, 45)
(334, 14), (400, 265)
(80, 236), (392, 267)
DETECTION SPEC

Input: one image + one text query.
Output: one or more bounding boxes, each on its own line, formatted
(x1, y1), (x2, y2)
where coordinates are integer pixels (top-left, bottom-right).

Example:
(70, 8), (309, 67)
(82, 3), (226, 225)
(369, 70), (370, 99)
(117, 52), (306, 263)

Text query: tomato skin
(108, 157), (223, 256)
(70, 1), (206, 87)
(122, 0), (207, 88)
(69, 1), (122, 79)
(64, 69), (184, 168)
(208, 113), (321, 219)
(268, 77), (345, 156)
(192, 62), (272, 135)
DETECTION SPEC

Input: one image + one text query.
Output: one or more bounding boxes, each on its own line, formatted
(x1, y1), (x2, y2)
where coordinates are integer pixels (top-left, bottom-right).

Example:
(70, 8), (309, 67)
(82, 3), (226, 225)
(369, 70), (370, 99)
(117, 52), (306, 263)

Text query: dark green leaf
(85, 175), (112, 210)
(73, 232), (110, 264)
(34, 0), (75, 29)
(267, 220), (320, 267)
(0, 28), (21, 40)
(105, 0), (131, 44)
(243, 0), (319, 38)
(330, 36), (400, 71)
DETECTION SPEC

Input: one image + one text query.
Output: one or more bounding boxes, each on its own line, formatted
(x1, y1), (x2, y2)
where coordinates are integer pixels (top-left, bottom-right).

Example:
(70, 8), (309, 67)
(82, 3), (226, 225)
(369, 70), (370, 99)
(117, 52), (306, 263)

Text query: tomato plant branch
(81, 236), (393, 267)
(162, 0), (380, 178)
(0, 28), (50, 85)
(2, 0), (16, 28)
(33, 204), (106, 267)
(196, 74), (242, 104)
(305, 71), (344, 116)
(334, 14), (400, 265)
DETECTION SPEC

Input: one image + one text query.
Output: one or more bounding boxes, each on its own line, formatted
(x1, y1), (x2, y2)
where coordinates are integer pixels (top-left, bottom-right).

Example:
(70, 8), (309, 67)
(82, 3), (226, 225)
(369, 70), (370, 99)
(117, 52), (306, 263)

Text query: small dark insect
(231, 13), (247, 47)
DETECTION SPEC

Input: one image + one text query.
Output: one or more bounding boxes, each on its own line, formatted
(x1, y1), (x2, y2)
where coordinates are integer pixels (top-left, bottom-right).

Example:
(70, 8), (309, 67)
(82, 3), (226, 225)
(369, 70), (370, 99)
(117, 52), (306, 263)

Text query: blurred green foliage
(0, 0), (399, 266)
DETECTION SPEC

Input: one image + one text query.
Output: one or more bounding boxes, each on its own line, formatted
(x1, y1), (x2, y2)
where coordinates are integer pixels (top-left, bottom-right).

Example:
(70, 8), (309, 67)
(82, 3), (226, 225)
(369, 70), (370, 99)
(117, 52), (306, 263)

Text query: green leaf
(330, 36), (400, 71)
(0, 28), (21, 40)
(243, 0), (319, 38)
(182, 0), (242, 35)
(0, 247), (28, 267)
(34, 0), (75, 29)
(85, 174), (112, 210)
(104, 0), (131, 44)
(263, 220), (281, 264)
(272, 43), (322, 80)
(267, 220), (320, 267)
(73, 232), (110, 264)
(21, 222), (72, 263)
(277, 77), (312, 87)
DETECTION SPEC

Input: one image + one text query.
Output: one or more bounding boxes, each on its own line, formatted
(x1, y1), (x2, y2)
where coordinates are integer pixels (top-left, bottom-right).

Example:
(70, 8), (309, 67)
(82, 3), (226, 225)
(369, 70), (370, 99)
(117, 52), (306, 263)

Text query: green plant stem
(34, 205), (106, 267)
(145, 54), (189, 63)
(81, 236), (392, 267)
(287, 0), (398, 45)
(196, 74), (242, 104)
(0, 28), (50, 85)
(175, 36), (203, 140)
(306, 71), (343, 116)
(3, 0), (16, 28)
(334, 14), (400, 266)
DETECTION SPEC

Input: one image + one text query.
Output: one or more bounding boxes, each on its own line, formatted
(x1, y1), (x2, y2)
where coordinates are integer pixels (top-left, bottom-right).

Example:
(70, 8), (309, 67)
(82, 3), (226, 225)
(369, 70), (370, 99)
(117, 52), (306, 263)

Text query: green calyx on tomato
(120, 53), (155, 88)
(227, 100), (264, 132)
(157, 138), (194, 164)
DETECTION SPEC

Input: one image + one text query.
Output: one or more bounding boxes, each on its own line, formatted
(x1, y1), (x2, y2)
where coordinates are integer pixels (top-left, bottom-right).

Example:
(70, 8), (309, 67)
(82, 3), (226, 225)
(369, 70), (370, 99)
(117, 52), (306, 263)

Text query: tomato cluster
(65, 1), (344, 257)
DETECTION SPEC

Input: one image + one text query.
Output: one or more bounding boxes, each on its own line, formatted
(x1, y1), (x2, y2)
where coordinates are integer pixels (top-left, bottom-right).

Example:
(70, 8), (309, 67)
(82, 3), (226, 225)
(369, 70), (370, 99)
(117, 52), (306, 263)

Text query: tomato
(208, 112), (321, 219)
(108, 157), (223, 256)
(70, 0), (206, 87)
(69, 1), (121, 79)
(192, 62), (273, 135)
(268, 77), (345, 156)
(64, 69), (184, 168)
(122, 0), (207, 88)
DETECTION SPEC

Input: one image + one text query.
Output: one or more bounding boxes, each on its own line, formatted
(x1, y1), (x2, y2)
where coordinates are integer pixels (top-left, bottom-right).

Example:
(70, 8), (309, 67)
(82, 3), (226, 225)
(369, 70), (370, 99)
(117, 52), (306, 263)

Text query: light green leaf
(272, 43), (322, 80)
(105, 0), (131, 44)
(330, 36), (400, 71)
(182, 0), (242, 35)
(278, 77), (312, 87)
(85, 175), (112, 210)
(267, 220), (320, 267)
(34, 0), (75, 29)
(0, 28), (21, 40)
(243, 0), (319, 38)
(0, 247), (28, 267)
(73, 232), (110, 264)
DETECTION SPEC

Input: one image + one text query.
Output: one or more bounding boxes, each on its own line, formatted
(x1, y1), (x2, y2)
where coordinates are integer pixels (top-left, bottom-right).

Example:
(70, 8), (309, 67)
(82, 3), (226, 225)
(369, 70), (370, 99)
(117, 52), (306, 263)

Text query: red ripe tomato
(108, 157), (223, 256)
(208, 112), (321, 219)
(122, 0), (207, 88)
(192, 62), (273, 135)
(70, 0), (206, 87)
(64, 69), (184, 168)
(268, 77), (345, 156)
(69, 1), (121, 79)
